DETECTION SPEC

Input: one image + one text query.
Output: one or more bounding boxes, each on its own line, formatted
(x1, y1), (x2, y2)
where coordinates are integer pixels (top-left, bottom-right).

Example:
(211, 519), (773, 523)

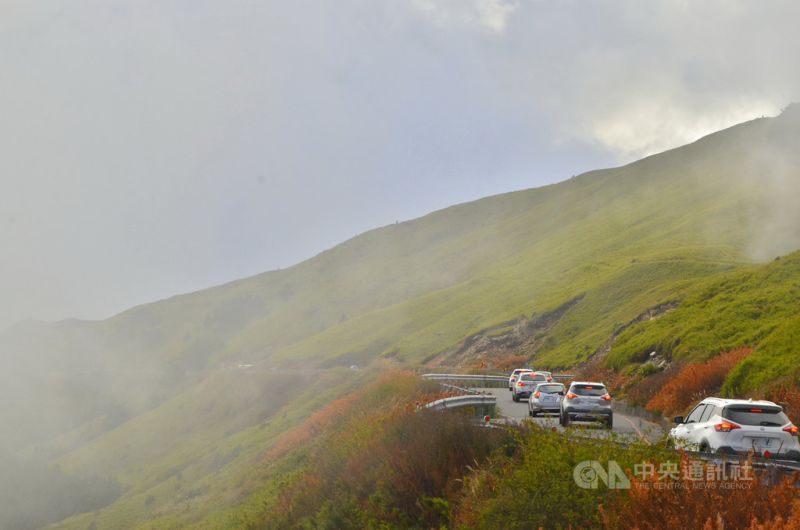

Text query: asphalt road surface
(475, 387), (666, 443)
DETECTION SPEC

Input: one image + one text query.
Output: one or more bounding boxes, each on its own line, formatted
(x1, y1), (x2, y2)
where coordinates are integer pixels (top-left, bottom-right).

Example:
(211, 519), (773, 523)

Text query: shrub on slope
(766, 382), (800, 424)
(245, 373), (510, 529)
(603, 453), (799, 530)
(455, 425), (799, 530)
(646, 348), (752, 415)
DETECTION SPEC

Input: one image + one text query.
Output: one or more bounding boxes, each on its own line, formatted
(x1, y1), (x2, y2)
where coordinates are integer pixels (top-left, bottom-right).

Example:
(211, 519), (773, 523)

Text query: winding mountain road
(474, 387), (666, 443)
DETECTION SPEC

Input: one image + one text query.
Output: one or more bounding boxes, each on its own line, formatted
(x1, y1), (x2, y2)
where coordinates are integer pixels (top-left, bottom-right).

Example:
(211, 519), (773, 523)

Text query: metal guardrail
(438, 383), (482, 395)
(681, 450), (800, 472)
(423, 373), (508, 383)
(423, 394), (497, 412)
(422, 373), (575, 384)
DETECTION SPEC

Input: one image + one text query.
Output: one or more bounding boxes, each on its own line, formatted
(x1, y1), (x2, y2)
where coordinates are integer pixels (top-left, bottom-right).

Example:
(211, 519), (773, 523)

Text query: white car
(508, 368), (533, 391)
(669, 397), (800, 460)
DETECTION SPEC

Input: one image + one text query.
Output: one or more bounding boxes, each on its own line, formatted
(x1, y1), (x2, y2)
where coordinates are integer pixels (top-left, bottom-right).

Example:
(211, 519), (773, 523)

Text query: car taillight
(783, 425), (799, 436)
(534, 391), (541, 398)
(601, 394), (612, 401)
(714, 422), (741, 432)
(517, 381), (525, 387)
(566, 392), (577, 399)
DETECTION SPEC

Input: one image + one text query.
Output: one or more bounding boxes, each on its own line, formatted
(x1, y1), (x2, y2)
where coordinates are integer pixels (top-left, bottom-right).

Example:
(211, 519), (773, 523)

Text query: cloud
(0, 0), (798, 328)
(484, 0), (800, 160)
(584, 97), (781, 160)
(410, 0), (519, 34)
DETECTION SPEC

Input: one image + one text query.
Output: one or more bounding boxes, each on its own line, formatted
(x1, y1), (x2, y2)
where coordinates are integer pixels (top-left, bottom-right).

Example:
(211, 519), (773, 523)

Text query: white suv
(669, 397), (800, 461)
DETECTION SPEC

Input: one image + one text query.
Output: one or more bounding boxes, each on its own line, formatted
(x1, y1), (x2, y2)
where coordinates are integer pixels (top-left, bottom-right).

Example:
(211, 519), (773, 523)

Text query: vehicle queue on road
(508, 367), (800, 459)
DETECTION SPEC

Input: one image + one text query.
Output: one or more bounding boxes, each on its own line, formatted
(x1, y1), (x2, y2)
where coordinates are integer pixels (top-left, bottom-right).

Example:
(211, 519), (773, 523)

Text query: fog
(2, 0), (799, 329)
(1, 2), (800, 528)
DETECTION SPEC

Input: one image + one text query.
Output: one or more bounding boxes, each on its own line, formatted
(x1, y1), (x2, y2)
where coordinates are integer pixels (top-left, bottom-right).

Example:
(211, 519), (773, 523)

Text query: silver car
(508, 368), (533, 391)
(512, 372), (548, 402)
(528, 382), (565, 416)
(560, 381), (613, 428)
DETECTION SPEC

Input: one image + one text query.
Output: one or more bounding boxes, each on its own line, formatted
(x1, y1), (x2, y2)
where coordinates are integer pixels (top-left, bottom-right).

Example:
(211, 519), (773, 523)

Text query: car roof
(699, 397), (780, 408)
(512, 368), (533, 373)
(569, 381), (606, 387)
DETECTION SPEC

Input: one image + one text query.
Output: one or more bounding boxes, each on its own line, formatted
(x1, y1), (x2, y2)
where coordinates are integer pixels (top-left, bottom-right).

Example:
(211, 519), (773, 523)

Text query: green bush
(455, 425), (671, 530)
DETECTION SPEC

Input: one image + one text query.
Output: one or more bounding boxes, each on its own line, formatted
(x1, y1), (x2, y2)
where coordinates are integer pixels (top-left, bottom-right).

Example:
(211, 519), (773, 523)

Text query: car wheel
(605, 414), (613, 429)
(530, 410), (537, 418)
(561, 413), (570, 427)
(699, 442), (712, 454)
(512, 393), (518, 402)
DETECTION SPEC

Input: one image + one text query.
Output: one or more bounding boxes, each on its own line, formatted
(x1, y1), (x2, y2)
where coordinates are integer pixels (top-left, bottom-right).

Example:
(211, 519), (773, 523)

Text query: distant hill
(5, 106), (800, 374)
(2, 106), (800, 528)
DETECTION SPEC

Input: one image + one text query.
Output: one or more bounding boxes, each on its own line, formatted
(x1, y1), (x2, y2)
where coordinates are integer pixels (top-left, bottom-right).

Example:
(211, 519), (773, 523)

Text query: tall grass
(604, 453), (799, 529)
(646, 348), (753, 415)
(767, 383), (800, 424)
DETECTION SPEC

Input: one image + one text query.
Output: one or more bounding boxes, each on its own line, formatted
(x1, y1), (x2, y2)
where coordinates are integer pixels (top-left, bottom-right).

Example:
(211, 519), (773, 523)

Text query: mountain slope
(7, 106), (800, 373)
(2, 106), (800, 528)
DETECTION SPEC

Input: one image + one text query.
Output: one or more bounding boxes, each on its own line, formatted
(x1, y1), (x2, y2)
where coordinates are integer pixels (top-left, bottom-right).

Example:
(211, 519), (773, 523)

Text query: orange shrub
(264, 396), (509, 529)
(573, 366), (632, 395)
(646, 348), (753, 416)
(262, 370), (417, 462)
(767, 383), (800, 424)
(487, 354), (529, 372)
(603, 453), (799, 530)
(413, 389), (460, 408)
(626, 363), (681, 406)
(745, 499), (800, 530)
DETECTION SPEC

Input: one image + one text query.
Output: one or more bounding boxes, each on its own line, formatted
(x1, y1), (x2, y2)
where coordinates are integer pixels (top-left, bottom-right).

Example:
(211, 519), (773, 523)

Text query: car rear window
(521, 373), (545, 381)
(571, 385), (607, 396)
(513, 369), (531, 375)
(723, 406), (789, 427)
(537, 384), (564, 393)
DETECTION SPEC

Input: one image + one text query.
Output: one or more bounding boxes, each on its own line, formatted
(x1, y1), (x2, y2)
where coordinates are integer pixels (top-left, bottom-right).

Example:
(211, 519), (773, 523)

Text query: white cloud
(410, 0), (519, 34)
(1, 0), (799, 327)
(482, 0), (800, 162)
(585, 98), (782, 160)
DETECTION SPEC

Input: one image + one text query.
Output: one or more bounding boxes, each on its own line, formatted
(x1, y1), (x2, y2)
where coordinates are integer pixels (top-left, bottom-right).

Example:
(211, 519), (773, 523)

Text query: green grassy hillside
(5, 106), (800, 377)
(3, 106), (800, 528)
(606, 250), (800, 391)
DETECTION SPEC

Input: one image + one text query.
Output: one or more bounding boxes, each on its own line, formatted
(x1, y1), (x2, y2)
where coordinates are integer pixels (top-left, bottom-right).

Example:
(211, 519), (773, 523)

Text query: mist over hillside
(2, 107), (800, 528)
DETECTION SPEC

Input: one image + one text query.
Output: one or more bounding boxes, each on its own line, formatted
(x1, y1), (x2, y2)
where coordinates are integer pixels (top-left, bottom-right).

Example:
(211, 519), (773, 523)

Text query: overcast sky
(1, 0), (798, 329)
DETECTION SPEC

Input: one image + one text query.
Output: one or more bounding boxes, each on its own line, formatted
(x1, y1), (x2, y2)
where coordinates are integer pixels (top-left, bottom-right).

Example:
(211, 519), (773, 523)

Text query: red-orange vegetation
(603, 453), (799, 530)
(262, 370), (417, 462)
(646, 348), (753, 416)
(767, 383), (800, 424)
